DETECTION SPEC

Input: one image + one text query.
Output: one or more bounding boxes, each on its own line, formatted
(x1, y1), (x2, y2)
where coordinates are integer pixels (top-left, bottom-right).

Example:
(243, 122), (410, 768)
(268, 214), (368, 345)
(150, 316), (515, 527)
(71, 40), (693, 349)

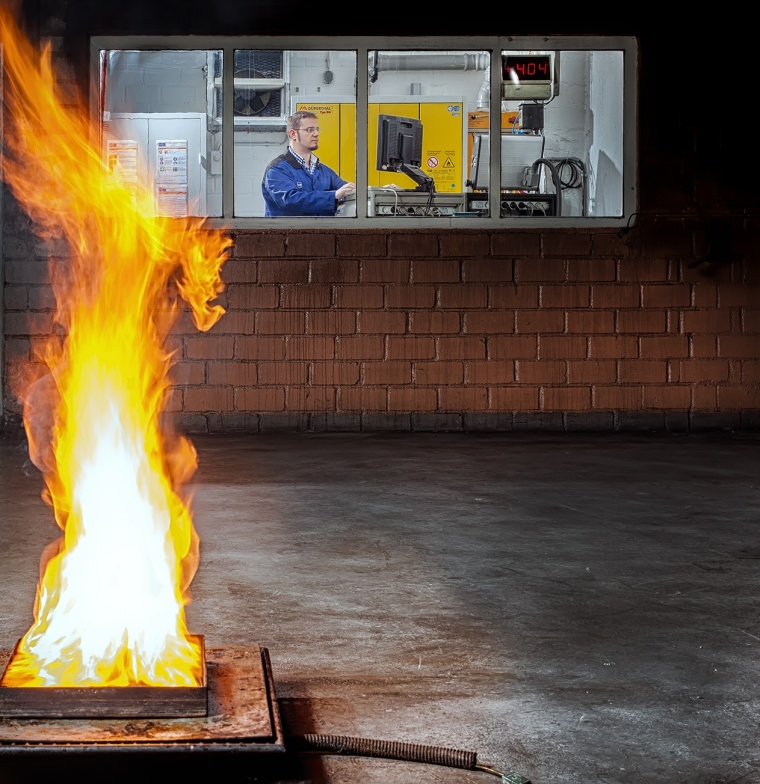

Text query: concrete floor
(1, 430), (760, 783)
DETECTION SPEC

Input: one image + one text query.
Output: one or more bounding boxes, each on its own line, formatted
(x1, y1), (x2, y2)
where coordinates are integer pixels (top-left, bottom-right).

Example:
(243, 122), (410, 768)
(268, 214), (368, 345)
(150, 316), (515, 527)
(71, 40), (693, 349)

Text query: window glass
(467, 49), (624, 218)
(367, 50), (489, 218)
(100, 49), (223, 218)
(233, 50), (357, 218)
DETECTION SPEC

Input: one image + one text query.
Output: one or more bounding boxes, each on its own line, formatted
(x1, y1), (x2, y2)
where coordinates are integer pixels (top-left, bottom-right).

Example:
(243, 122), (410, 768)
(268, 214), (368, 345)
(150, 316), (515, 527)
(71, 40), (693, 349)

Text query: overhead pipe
(370, 52), (489, 73)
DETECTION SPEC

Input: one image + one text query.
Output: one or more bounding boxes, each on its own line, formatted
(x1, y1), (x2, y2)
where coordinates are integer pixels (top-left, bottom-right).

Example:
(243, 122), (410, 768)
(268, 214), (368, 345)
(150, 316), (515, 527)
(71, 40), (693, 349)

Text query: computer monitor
(376, 113), (435, 192)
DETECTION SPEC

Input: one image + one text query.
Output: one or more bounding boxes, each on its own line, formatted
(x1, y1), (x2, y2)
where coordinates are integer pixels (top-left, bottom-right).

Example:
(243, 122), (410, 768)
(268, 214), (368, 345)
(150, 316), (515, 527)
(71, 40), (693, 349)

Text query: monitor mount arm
(397, 163), (436, 193)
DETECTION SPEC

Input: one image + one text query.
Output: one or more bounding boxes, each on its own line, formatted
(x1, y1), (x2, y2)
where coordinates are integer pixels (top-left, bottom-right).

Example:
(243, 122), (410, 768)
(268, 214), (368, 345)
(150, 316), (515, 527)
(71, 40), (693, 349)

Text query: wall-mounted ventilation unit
(213, 50), (289, 128)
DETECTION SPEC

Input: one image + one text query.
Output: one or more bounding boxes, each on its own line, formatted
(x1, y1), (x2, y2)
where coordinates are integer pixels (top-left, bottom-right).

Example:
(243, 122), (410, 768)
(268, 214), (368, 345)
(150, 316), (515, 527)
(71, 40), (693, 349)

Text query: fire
(0, 11), (232, 686)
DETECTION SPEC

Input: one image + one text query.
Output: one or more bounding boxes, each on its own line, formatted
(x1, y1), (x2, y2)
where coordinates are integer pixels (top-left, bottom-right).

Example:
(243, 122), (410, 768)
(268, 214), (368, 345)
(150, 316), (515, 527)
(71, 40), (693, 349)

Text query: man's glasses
(296, 126), (320, 134)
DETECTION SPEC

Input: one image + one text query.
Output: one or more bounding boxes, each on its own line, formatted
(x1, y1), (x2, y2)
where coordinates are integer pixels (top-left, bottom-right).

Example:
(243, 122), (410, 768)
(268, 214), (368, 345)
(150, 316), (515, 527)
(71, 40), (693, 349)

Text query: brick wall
(10, 223), (753, 435)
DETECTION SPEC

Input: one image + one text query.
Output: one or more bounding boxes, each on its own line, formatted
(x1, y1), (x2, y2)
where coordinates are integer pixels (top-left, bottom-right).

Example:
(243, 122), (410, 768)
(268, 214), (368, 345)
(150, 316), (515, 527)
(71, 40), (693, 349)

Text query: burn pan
(0, 645), (284, 753)
(0, 635), (208, 719)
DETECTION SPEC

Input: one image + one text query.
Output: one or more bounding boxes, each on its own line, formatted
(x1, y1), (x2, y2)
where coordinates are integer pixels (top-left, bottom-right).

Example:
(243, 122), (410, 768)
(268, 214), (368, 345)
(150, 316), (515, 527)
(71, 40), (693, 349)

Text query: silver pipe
(373, 53), (488, 72)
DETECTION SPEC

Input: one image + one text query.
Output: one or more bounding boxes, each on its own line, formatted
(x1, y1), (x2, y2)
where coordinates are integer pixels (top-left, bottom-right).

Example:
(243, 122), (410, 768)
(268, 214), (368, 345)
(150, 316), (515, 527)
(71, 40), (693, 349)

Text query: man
(261, 111), (356, 217)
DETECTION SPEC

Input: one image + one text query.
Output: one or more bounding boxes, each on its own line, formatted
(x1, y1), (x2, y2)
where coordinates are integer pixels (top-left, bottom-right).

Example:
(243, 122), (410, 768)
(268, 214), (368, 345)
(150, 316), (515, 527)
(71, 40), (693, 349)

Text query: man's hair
(288, 111), (318, 132)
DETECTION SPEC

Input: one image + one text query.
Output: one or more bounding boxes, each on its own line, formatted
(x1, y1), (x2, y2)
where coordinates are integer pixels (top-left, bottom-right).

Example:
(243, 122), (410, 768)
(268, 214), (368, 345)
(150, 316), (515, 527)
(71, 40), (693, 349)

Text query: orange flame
(0, 10), (232, 686)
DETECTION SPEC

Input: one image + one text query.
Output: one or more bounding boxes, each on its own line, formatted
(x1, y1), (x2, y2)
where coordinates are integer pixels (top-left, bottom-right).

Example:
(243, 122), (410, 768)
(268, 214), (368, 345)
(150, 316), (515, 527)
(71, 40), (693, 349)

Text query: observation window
(93, 36), (637, 228)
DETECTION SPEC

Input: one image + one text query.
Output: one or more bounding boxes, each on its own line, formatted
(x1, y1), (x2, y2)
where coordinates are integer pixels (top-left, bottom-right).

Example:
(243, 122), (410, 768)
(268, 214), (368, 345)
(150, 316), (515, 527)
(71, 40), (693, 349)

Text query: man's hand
(336, 182), (356, 200)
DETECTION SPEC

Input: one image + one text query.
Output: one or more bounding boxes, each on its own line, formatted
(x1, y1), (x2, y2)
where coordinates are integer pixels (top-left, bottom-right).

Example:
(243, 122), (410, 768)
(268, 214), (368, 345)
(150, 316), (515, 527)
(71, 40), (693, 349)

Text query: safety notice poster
(155, 139), (188, 217)
(106, 140), (138, 192)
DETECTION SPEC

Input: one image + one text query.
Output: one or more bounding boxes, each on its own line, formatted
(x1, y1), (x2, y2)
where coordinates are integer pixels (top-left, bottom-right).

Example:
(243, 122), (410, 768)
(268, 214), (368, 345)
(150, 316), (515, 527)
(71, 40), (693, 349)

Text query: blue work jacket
(261, 149), (347, 217)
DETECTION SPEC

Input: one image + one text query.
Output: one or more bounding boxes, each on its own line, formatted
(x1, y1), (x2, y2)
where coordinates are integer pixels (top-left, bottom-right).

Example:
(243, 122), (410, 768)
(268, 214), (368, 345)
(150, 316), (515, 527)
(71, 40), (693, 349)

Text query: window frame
(90, 35), (638, 229)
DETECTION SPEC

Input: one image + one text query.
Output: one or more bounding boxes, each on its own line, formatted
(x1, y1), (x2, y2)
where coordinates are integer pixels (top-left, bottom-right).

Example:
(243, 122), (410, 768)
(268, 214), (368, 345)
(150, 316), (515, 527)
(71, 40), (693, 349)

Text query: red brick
(642, 284), (691, 308)
(742, 361), (760, 383)
(339, 387), (388, 411)
(410, 312), (461, 334)
(286, 336), (336, 360)
(743, 310), (760, 332)
(593, 385), (642, 410)
(466, 311), (515, 334)
(516, 361), (566, 383)
(719, 285), (760, 307)
(337, 336), (385, 360)
(490, 232), (541, 257)
(515, 310), (565, 334)
(337, 234), (386, 257)
(619, 360), (667, 383)
(617, 310), (667, 333)
(4, 338), (31, 361)
(281, 285), (331, 309)
(438, 336), (487, 360)
(358, 311), (406, 334)
(388, 233), (438, 257)
(186, 335), (234, 359)
(542, 386), (591, 411)
(591, 285), (640, 308)
(184, 386), (233, 412)
(4, 312), (54, 336)
(171, 361), (207, 386)
(307, 311), (356, 334)
(387, 337), (436, 360)
(440, 233), (490, 257)
(226, 285), (280, 310)
(466, 361), (515, 384)
(385, 285), (436, 309)
(207, 361), (257, 386)
(233, 232), (285, 257)
(257, 311), (306, 335)
(388, 387), (438, 411)
(718, 385), (760, 408)
(28, 287), (56, 310)
(258, 259), (309, 283)
(221, 257), (258, 284)
(693, 283), (718, 308)
(334, 285), (384, 308)
(361, 259), (411, 282)
(311, 362), (360, 385)
(678, 360), (730, 382)
(208, 311), (255, 335)
(618, 258), (669, 282)
(490, 386), (540, 409)
(488, 335), (537, 360)
(464, 260), (515, 282)
(568, 360), (616, 383)
(236, 387), (285, 411)
(541, 285), (590, 308)
(640, 336), (689, 359)
(286, 386), (337, 410)
(438, 284), (488, 309)
(4, 286), (28, 309)
(310, 259), (359, 283)
(642, 385), (692, 409)
(362, 361), (412, 385)
(719, 336), (760, 358)
(590, 232), (628, 257)
(540, 336), (587, 359)
(286, 233), (335, 257)
(515, 259), (567, 282)
(258, 362), (309, 385)
(411, 260), (461, 283)
(235, 336), (286, 360)
(692, 386), (717, 410)
(543, 233), (592, 257)
(682, 310), (731, 334)
(691, 335), (717, 357)
(489, 285), (539, 308)
(566, 311), (615, 334)
(414, 361), (464, 384)
(439, 387), (488, 410)
(569, 259), (616, 282)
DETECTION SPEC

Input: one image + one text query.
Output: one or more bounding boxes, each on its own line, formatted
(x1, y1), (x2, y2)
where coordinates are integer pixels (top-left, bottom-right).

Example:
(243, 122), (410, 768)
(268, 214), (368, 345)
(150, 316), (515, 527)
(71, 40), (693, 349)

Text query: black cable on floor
(290, 733), (531, 782)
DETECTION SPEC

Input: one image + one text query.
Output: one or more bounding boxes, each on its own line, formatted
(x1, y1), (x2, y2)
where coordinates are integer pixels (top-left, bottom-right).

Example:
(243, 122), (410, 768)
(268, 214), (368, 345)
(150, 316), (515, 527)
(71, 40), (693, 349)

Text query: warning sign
(427, 156), (439, 168)
(443, 157), (455, 168)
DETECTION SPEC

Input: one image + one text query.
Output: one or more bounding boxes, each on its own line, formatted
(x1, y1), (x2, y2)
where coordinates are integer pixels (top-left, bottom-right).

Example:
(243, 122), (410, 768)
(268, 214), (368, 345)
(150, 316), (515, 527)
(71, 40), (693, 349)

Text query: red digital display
(502, 54), (552, 83)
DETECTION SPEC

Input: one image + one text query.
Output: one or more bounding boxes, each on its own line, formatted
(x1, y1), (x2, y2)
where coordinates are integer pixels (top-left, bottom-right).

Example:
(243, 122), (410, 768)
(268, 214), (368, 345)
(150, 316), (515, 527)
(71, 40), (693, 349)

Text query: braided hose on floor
(296, 734), (478, 769)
